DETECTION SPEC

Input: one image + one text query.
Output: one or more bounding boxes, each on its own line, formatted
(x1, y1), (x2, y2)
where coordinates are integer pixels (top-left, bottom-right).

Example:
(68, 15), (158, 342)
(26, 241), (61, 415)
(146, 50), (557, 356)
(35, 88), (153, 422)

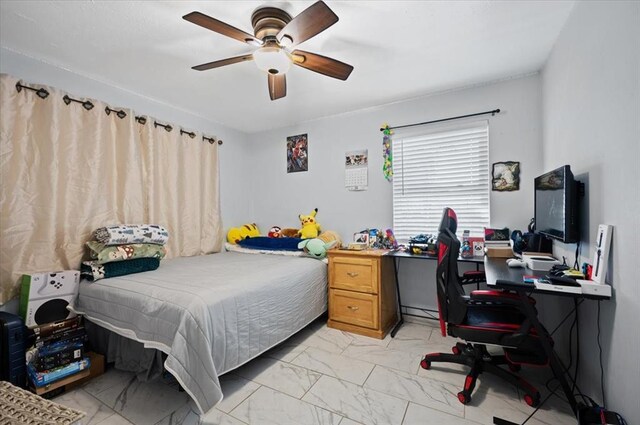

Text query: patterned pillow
(86, 241), (166, 264)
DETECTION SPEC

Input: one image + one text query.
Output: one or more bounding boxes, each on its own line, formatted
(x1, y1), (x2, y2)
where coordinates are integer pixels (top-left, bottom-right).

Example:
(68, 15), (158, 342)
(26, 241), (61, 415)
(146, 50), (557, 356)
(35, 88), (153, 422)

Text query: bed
(70, 250), (327, 415)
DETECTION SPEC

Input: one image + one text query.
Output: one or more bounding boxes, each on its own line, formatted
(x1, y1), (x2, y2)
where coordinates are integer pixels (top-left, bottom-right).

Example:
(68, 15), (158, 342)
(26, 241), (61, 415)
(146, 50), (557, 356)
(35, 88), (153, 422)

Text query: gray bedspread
(70, 251), (327, 414)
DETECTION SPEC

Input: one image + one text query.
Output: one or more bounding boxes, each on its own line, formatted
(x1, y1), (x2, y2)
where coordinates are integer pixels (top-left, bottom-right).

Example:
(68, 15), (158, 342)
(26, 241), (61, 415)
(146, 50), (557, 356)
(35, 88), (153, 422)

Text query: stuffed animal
(280, 228), (299, 238)
(226, 223), (260, 244)
(318, 230), (342, 248)
(298, 238), (337, 259)
(298, 208), (321, 239)
(268, 226), (282, 238)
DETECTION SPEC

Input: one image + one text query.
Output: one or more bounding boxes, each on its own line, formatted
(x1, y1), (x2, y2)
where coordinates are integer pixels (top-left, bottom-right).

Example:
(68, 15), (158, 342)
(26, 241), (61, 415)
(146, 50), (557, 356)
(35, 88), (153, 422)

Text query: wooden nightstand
(327, 249), (398, 339)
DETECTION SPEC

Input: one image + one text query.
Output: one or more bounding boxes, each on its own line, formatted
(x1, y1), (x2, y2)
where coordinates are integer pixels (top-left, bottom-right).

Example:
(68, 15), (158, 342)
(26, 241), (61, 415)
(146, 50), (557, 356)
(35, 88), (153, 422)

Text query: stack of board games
(26, 317), (91, 389)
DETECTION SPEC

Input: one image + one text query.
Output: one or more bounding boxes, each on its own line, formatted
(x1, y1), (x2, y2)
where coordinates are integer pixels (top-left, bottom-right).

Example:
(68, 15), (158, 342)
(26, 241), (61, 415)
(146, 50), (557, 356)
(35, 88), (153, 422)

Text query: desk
(484, 256), (610, 420)
(386, 250), (484, 337)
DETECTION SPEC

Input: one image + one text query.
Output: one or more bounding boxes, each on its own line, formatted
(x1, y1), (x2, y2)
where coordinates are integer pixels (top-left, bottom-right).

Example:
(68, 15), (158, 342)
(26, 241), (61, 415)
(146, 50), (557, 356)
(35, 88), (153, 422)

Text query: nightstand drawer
(331, 257), (377, 293)
(329, 289), (378, 329)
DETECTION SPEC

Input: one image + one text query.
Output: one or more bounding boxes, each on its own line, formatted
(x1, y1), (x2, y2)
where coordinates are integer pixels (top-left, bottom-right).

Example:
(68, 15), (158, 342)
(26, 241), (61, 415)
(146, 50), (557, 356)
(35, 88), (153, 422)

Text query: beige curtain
(0, 74), (222, 304)
(139, 121), (222, 259)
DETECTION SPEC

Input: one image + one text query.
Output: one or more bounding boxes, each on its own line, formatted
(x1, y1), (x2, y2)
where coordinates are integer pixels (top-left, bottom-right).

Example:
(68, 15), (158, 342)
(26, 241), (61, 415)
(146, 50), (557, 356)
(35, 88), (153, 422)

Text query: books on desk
(483, 229), (512, 258)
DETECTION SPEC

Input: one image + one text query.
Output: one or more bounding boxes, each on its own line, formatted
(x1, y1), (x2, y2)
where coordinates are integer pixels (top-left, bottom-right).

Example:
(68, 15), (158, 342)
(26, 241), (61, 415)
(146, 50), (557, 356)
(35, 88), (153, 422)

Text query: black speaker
(0, 311), (28, 388)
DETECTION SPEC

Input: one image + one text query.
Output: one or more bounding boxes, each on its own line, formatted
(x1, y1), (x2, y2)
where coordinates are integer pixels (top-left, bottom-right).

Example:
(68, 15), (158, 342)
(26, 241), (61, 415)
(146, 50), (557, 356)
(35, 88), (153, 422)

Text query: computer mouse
(506, 258), (525, 268)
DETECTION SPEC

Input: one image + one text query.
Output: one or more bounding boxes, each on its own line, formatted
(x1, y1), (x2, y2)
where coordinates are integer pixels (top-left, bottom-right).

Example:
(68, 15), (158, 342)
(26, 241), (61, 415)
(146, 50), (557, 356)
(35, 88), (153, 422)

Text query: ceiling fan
(183, 1), (354, 100)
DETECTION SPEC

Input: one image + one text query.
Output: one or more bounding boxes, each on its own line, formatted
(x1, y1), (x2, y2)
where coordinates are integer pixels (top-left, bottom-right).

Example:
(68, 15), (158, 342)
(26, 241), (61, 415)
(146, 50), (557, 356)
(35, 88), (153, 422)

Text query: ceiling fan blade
(277, 1), (338, 47)
(192, 55), (254, 71)
(291, 50), (354, 80)
(268, 73), (287, 100)
(183, 11), (262, 46)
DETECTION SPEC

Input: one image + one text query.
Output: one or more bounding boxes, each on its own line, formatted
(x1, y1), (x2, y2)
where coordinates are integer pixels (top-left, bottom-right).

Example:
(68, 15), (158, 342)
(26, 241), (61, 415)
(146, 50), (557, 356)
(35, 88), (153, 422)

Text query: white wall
(542, 1), (639, 419)
(246, 74), (543, 312)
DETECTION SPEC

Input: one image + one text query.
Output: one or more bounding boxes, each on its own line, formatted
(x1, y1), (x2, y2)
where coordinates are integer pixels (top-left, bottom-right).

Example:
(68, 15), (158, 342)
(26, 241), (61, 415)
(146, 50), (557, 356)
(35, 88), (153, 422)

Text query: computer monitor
(534, 165), (579, 243)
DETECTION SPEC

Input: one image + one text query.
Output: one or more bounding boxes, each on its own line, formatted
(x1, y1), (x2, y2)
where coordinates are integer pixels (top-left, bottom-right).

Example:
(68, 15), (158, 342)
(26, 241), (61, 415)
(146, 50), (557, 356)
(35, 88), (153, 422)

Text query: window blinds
(392, 120), (490, 242)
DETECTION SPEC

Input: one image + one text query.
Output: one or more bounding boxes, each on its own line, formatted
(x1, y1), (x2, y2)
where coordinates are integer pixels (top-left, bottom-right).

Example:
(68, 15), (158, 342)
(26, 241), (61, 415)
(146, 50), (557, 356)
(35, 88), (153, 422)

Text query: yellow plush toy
(227, 223), (260, 244)
(298, 208), (321, 239)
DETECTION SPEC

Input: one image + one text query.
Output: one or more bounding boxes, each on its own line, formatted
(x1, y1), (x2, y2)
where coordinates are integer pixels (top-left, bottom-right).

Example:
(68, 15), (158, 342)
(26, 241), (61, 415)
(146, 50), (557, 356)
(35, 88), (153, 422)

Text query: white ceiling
(0, 1), (574, 133)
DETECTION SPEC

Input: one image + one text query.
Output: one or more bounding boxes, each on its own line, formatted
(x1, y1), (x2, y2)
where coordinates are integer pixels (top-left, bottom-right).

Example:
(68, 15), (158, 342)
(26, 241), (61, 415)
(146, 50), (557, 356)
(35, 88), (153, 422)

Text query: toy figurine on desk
(460, 230), (474, 258)
(460, 239), (473, 258)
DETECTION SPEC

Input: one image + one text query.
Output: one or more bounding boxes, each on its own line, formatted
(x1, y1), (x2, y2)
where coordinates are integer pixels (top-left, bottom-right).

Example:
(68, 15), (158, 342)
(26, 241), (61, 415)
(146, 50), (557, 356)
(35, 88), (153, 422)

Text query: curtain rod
(15, 81), (223, 145)
(380, 109), (500, 132)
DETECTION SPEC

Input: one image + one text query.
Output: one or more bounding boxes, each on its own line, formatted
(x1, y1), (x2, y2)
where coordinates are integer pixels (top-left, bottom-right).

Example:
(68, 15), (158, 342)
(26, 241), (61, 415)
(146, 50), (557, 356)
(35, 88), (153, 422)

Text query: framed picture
(492, 161), (520, 191)
(353, 232), (369, 244)
(468, 237), (485, 256)
(287, 133), (308, 173)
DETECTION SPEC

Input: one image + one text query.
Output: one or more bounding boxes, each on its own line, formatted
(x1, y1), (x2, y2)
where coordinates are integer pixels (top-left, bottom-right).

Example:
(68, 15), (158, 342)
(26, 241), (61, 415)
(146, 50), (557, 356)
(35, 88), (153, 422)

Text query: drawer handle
(347, 272), (359, 277)
(347, 305), (360, 311)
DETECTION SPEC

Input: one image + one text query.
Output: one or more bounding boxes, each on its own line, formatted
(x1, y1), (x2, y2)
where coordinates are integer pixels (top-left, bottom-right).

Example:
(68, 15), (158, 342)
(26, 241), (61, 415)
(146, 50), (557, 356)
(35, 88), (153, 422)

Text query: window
(392, 120), (490, 242)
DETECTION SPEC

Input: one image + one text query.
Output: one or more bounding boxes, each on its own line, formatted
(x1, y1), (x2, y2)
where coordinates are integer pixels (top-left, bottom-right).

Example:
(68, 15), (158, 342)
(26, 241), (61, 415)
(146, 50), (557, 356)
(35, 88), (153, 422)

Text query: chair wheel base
(420, 359), (431, 370)
(457, 391), (471, 404)
(524, 393), (540, 407)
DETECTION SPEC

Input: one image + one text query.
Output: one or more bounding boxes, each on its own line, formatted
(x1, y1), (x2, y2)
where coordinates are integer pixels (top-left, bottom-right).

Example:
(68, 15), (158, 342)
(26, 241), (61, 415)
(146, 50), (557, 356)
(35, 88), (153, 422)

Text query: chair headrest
(438, 207), (458, 235)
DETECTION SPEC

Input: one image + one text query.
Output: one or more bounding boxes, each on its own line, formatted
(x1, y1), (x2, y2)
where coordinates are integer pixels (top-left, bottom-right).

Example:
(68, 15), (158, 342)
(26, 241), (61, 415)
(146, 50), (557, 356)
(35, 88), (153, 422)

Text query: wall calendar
(345, 150), (368, 191)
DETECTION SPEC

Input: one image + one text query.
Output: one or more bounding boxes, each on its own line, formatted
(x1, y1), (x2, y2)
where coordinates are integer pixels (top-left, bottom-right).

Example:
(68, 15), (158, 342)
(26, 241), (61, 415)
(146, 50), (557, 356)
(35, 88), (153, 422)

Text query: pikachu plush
(226, 223), (260, 244)
(298, 208), (321, 239)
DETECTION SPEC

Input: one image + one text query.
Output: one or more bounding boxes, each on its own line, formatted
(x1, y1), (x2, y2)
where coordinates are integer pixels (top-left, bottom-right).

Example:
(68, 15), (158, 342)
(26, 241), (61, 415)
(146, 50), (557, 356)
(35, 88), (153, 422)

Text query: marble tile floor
(53, 318), (575, 425)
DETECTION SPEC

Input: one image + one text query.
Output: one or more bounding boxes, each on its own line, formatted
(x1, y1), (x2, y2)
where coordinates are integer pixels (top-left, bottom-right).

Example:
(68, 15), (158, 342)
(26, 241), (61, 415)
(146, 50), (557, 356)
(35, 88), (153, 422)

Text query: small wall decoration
(287, 133), (308, 173)
(345, 150), (368, 191)
(492, 161), (520, 191)
(381, 123), (393, 181)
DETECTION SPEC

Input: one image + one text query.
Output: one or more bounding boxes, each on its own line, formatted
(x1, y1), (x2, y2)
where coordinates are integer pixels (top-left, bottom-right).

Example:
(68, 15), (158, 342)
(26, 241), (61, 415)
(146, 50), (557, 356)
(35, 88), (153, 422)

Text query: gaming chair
(421, 207), (548, 407)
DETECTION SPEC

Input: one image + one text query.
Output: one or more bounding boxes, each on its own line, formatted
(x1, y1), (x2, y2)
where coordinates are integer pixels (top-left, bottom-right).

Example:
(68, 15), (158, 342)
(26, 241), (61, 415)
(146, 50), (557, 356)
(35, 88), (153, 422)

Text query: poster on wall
(491, 161), (520, 191)
(345, 150), (368, 191)
(287, 134), (308, 173)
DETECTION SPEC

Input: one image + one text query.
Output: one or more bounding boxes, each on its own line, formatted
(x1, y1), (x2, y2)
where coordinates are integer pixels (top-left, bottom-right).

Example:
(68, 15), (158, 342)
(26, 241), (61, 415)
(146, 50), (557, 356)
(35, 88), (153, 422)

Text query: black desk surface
(386, 250), (484, 264)
(484, 256), (546, 284)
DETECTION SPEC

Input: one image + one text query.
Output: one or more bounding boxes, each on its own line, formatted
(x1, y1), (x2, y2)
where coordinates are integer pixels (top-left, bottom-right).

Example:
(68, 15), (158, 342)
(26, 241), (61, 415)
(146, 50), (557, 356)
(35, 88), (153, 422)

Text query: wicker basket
(0, 381), (85, 425)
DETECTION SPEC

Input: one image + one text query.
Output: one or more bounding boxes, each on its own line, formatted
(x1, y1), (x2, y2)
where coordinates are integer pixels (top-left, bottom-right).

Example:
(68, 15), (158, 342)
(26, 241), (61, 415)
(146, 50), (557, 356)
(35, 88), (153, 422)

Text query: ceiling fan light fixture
(253, 46), (292, 75)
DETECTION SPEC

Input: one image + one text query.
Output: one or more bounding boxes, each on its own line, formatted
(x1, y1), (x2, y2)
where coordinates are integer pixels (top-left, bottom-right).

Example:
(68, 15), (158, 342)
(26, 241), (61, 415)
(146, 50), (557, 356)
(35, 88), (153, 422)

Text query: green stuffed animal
(298, 208), (321, 239)
(298, 238), (337, 259)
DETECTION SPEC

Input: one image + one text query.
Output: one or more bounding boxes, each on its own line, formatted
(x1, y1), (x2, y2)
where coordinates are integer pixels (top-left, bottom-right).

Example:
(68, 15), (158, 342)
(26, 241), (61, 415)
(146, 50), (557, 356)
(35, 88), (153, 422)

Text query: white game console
(577, 279), (612, 297)
(19, 271), (80, 327)
(534, 280), (582, 294)
(522, 253), (560, 271)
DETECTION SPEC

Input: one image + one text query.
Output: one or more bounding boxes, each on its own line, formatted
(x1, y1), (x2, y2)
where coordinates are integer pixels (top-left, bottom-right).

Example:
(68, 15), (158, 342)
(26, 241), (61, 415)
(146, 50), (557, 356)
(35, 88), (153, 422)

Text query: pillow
(238, 236), (303, 251)
(225, 243), (328, 264)
(86, 241), (166, 264)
